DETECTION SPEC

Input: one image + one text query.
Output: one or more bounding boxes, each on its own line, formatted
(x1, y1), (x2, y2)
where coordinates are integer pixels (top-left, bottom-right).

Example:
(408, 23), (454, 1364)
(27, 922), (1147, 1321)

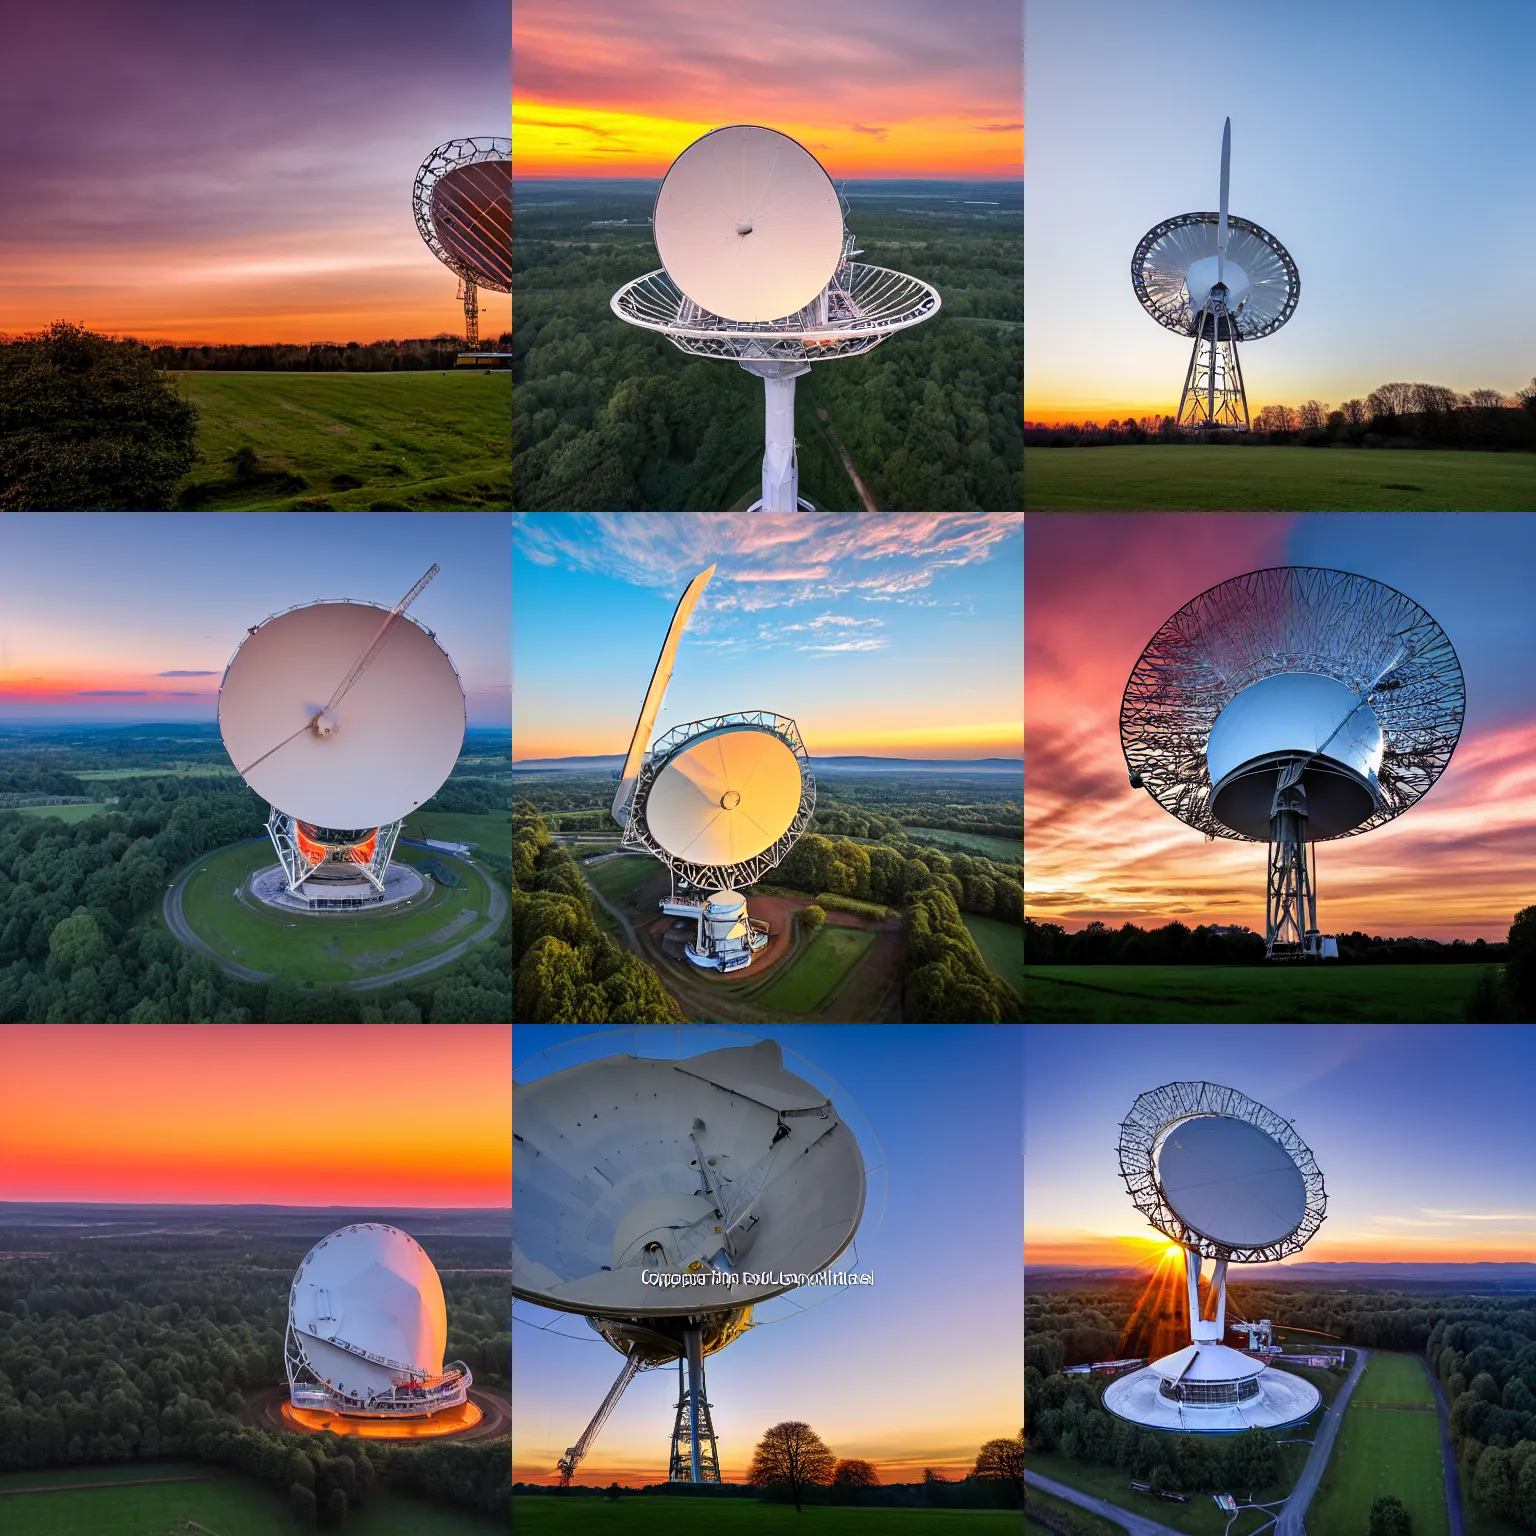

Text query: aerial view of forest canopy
(513, 181), (1022, 511)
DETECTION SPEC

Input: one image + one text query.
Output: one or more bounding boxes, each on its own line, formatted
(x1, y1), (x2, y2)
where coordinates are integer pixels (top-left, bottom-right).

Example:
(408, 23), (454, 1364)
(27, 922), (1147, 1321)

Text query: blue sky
(511, 512), (1023, 761)
(1025, 1024), (1536, 1264)
(512, 1023), (1022, 1483)
(1025, 0), (1536, 416)
(0, 513), (509, 728)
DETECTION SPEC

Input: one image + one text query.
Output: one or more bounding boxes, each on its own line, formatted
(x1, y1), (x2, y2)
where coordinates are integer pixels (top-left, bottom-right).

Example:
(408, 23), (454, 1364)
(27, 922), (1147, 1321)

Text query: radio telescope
(219, 565), (465, 909)
(611, 125), (941, 511)
(611, 564), (814, 972)
(1104, 1082), (1326, 1433)
(413, 137), (510, 355)
(286, 1223), (472, 1418)
(1121, 567), (1463, 958)
(513, 1039), (865, 1483)
(1131, 119), (1299, 430)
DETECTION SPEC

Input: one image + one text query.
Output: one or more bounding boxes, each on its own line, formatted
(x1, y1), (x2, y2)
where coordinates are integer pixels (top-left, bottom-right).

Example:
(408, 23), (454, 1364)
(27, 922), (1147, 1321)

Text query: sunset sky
(512, 512), (1022, 762)
(1026, 512), (1536, 942)
(0, 1025), (511, 1206)
(0, 513), (508, 728)
(0, 0), (508, 343)
(512, 1024), (1022, 1486)
(513, 0), (1022, 179)
(1026, 0), (1536, 422)
(1026, 1025), (1536, 1267)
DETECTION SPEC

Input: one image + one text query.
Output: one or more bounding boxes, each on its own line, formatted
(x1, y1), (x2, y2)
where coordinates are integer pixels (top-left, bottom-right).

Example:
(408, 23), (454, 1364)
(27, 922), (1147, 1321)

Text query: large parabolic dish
(1156, 1116), (1307, 1250)
(412, 138), (511, 294)
(653, 125), (845, 324)
(219, 601), (465, 830)
(513, 1040), (865, 1318)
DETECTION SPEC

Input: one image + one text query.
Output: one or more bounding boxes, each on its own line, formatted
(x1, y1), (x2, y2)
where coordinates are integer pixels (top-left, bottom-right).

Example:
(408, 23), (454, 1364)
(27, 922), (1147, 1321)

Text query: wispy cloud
(77, 689), (146, 697)
(797, 638), (889, 653)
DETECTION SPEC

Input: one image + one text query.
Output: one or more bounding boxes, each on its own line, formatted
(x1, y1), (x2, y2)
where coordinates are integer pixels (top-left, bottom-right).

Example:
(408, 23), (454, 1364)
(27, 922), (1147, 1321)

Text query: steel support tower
(1178, 286), (1249, 430)
(667, 1347), (721, 1483)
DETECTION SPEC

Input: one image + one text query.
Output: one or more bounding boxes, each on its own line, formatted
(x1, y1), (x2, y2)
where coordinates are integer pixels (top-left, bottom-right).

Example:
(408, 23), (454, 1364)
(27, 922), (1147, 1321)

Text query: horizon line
(0, 1199), (510, 1211)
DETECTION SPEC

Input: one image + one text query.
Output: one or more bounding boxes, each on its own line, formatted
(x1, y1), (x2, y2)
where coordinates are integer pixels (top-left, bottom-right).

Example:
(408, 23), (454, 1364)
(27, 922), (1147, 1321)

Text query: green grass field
(1026, 1487), (1126, 1536)
(174, 372), (510, 510)
(754, 924), (876, 1015)
(583, 856), (660, 908)
(0, 1463), (499, 1535)
(1024, 964), (1494, 1022)
(75, 766), (236, 780)
(904, 827), (1024, 862)
(513, 1499), (1019, 1533)
(402, 808), (512, 853)
(1025, 446), (1536, 510)
(964, 915), (1025, 995)
(13, 803), (113, 822)
(1308, 1352), (1449, 1536)
(176, 840), (503, 983)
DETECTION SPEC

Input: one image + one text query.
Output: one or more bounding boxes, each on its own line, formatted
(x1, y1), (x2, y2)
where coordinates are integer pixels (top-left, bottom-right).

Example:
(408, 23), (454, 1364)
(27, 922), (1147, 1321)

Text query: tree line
(1027, 379), (1536, 450)
(145, 336), (513, 372)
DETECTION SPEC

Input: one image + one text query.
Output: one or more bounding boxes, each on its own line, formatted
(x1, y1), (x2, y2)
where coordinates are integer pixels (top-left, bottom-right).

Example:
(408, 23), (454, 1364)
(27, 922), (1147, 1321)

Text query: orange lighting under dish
(280, 1399), (482, 1439)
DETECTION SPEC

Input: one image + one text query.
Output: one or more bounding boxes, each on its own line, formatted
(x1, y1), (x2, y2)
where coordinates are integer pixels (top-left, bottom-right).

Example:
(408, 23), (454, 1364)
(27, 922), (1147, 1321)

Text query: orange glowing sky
(0, 1026), (510, 1207)
(512, 0), (1022, 180)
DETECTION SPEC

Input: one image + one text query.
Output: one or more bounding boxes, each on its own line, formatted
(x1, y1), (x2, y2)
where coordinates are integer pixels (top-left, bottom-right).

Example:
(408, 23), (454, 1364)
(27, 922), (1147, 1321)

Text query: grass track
(513, 1499), (1020, 1533)
(964, 914), (1025, 995)
(175, 371), (509, 510)
(1024, 964), (1492, 1022)
(178, 840), (501, 983)
(1351, 1353), (1435, 1405)
(1024, 446), (1536, 510)
(904, 827), (1023, 861)
(1308, 1352), (1448, 1536)
(0, 1463), (498, 1534)
(754, 925), (876, 1015)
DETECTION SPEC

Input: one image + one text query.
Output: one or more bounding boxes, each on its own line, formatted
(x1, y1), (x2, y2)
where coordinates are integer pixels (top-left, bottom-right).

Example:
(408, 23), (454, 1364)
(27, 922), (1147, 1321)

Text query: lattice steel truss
(1132, 213), (1300, 340)
(412, 137), (510, 347)
(1121, 567), (1465, 842)
(620, 712), (815, 892)
(1117, 1081), (1327, 1262)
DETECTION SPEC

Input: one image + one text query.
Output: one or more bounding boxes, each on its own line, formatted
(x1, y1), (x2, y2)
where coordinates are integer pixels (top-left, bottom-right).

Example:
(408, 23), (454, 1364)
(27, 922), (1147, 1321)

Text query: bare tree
(923, 1467), (950, 1482)
(972, 1431), (1025, 1506)
(832, 1458), (880, 1488)
(1367, 381), (1415, 421)
(1411, 382), (1458, 416)
(748, 1421), (837, 1513)
(1469, 388), (1509, 409)
(1297, 399), (1328, 431)
(1341, 398), (1367, 426)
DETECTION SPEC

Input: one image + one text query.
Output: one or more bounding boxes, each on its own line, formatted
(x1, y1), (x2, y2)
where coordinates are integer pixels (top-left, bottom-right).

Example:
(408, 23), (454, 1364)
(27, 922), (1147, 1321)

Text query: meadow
(905, 826), (1024, 861)
(754, 925), (877, 1014)
(15, 802), (113, 822)
(175, 838), (503, 984)
(1308, 1352), (1448, 1536)
(1024, 446), (1536, 510)
(173, 372), (510, 509)
(512, 1499), (1021, 1534)
(964, 914), (1025, 995)
(402, 807), (513, 851)
(584, 855), (662, 907)
(1027, 1487), (1125, 1536)
(1024, 964), (1494, 1022)
(0, 1464), (500, 1535)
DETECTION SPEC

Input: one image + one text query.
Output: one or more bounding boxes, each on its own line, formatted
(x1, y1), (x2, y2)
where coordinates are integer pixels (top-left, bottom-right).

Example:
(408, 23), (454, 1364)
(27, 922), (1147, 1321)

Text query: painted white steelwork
(612, 125), (940, 511)
(285, 1223), (471, 1416)
(1131, 119), (1299, 431)
(1104, 1082), (1327, 1434)
(412, 137), (510, 350)
(1122, 566), (1463, 957)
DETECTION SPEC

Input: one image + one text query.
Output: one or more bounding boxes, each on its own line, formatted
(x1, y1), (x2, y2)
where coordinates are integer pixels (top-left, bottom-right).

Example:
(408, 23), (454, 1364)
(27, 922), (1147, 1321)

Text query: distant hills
(513, 753), (1022, 775)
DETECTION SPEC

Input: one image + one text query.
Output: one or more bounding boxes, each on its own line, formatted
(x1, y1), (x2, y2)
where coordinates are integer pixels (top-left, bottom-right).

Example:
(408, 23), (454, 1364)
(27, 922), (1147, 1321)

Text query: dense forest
(513, 183), (1020, 510)
(150, 336), (513, 372)
(0, 764), (509, 1023)
(512, 803), (685, 1023)
(0, 1244), (508, 1522)
(1028, 1284), (1536, 1528)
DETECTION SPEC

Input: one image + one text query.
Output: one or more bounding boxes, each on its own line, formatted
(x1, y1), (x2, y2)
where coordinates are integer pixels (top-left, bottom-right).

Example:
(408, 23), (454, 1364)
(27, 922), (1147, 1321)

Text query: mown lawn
(174, 371), (509, 509)
(1024, 964), (1493, 1022)
(583, 856), (660, 908)
(964, 914), (1025, 995)
(753, 924), (876, 1014)
(904, 827), (1023, 861)
(1025, 445), (1536, 510)
(1352, 1352), (1435, 1405)
(401, 808), (512, 854)
(13, 804), (113, 822)
(513, 1498), (1020, 1533)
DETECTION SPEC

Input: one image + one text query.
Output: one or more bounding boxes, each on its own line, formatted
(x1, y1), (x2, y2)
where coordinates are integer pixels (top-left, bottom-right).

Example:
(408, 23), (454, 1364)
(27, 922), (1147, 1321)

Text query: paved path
(1026, 1471), (1185, 1536)
(1427, 1356), (1466, 1536)
(579, 867), (640, 950)
(1275, 1347), (1369, 1536)
(163, 838), (506, 992)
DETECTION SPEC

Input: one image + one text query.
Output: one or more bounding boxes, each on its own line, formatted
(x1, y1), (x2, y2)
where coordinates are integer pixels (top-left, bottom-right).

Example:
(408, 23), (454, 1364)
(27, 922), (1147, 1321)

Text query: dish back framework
(1103, 1081), (1326, 1433)
(611, 125), (940, 511)
(610, 565), (815, 973)
(1120, 566), (1463, 958)
(513, 1039), (866, 1484)
(413, 137), (511, 360)
(1131, 119), (1299, 430)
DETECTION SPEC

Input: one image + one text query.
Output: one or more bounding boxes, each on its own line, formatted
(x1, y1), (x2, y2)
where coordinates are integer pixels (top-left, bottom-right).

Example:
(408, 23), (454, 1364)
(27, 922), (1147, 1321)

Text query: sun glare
(1165, 1244), (1182, 1258)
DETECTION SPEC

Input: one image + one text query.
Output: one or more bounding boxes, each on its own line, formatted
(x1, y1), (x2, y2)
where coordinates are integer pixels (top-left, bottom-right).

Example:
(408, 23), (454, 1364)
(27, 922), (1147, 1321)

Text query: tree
(1341, 398), (1367, 426)
(1505, 906), (1536, 1020)
(747, 1421), (836, 1513)
(1298, 399), (1328, 430)
(971, 1431), (1024, 1504)
(289, 1482), (318, 1527)
(0, 324), (199, 509)
(801, 904), (826, 937)
(1371, 1495), (1412, 1536)
(833, 1457), (879, 1488)
(326, 1486), (348, 1526)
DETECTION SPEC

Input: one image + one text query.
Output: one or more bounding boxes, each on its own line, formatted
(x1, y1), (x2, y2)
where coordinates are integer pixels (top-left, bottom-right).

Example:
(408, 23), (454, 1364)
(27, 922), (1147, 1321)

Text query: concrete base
(248, 861), (425, 915)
